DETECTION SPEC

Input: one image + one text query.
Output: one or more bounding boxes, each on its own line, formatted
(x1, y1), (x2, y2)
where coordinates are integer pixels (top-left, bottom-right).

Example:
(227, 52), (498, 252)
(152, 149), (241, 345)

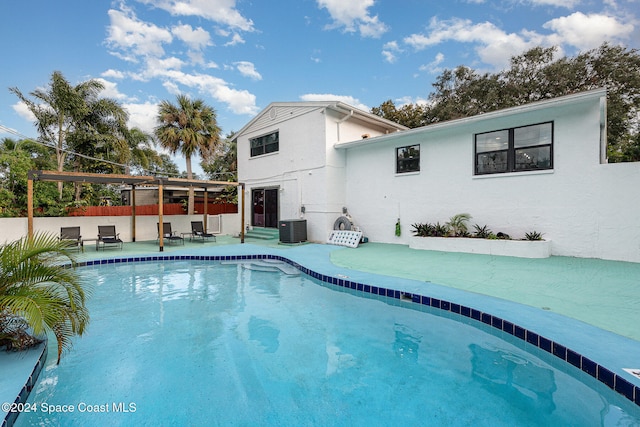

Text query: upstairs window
(396, 145), (420, 174)
(475, 122), (553, 175)
(250, 131), (279, 157)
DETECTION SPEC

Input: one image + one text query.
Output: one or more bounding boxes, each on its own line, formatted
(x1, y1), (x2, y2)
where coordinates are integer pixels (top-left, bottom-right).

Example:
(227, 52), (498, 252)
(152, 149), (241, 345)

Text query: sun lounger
(97, 225), (123, 250)
(157, 222), (184, 245)
(60, 226), (83, 251)
(191, 221), (216, 242)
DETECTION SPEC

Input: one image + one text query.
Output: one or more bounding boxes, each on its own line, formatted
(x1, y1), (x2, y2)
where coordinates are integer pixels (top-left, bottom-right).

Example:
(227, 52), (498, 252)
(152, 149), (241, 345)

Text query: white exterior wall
(238, 105), (403, 242)
(238, 108), (328, 240)
(342, 93), (640, 262)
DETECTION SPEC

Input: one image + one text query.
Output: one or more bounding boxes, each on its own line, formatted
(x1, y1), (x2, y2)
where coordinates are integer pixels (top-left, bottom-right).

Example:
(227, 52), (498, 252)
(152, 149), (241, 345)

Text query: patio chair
(97, 225), (123, 250)
(157, 222), (184, 245)
(191, 221), (216, 242)
(60, 226), (83, 251)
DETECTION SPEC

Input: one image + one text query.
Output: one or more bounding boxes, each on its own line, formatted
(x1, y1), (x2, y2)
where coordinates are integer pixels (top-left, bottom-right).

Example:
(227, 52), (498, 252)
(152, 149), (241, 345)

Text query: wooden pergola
(27, 170), (246, 251)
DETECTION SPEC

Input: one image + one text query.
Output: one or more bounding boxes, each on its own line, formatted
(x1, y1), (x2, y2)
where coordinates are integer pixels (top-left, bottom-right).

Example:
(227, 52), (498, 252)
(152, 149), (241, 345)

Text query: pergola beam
(27, 170), (245, 249)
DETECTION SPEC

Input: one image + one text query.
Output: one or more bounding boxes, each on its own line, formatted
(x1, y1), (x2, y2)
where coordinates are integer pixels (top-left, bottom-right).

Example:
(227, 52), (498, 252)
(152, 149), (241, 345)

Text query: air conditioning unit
(279, 219), (307, 243)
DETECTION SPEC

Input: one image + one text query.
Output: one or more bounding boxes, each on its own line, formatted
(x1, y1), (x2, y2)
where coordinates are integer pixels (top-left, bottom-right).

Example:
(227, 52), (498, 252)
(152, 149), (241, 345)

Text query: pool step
(244, 227), (279, 240)
(221, 259), (300, 276)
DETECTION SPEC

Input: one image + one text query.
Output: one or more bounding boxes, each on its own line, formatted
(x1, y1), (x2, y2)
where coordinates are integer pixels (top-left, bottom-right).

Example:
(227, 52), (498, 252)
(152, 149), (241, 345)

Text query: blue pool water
(15, 260), (640, 426)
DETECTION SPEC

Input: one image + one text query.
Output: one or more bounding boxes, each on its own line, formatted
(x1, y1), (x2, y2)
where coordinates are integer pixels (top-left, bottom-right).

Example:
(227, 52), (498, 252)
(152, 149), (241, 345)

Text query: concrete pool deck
(3, 236), (640, 424)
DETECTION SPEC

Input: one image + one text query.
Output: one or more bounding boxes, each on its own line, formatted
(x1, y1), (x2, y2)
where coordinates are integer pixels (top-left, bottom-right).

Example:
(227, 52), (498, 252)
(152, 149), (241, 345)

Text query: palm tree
(0, 233), (90, 364)
(10, 71), (129, 200)
(155, 94), (221, 214)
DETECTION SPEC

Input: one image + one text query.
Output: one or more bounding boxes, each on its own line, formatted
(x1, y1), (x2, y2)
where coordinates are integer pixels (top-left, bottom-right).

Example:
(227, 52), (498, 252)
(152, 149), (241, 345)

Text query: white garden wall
(0, 213), (241, 246)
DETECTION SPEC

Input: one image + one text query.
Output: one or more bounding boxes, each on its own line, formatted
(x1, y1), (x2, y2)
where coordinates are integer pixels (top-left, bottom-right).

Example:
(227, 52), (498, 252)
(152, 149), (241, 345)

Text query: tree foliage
(202, 134), (238, 203)
(5, 72), (184, 215)
(155, 94), (222, 214)
(0, 233), (90, 363)
(372, 43), (640, 161)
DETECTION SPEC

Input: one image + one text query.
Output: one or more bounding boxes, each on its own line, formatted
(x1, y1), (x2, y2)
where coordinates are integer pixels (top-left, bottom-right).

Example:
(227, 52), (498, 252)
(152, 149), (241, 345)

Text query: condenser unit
(279, 219), (307, 243)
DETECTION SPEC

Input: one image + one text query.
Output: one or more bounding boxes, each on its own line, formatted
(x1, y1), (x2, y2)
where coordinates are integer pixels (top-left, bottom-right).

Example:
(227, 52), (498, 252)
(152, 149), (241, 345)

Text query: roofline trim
(334, 88), (607, 150)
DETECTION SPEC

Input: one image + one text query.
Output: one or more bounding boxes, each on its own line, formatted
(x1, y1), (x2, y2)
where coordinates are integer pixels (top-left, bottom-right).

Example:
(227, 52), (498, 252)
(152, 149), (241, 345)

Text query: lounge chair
(97, 225), (123, 250)
(191, 221), (216, 242)
(60, 226), (83, 251)
(157, 222), (184, 245)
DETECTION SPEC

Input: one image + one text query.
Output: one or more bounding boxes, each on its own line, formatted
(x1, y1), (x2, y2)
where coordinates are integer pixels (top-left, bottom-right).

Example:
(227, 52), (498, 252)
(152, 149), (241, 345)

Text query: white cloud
(419, 52), (445, 74)
(101, 69), (126, 79)
(316, 0), (389, 38)
(94, 78), (129, 101)
(12, 101), (36, 123)
(543, 12), (634, 50)
(224, 33), (245, 46)
(135, 0), (255, 32)
(234, 61), (262, 81)
(382, 40), (402, 63)
(526, 0), (581, 7)
(122, 101), (159, 133)
(402, 12), (635, 71)
(106, 8), (173, 59)
(396, 96), (429, 107)
(171, 24), (212, 50)
(153, 69), (259, 115)
(404, 18), (534, 69)
(300, 93), (369, 111)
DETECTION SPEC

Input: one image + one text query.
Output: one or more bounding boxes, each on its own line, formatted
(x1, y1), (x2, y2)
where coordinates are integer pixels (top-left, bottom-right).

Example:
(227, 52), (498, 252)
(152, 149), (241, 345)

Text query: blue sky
(1, 0), (638, 174)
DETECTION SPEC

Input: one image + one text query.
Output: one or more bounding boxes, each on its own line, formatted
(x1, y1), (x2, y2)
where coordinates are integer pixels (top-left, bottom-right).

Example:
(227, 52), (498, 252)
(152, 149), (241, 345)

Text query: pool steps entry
(6, 253), (639, 427)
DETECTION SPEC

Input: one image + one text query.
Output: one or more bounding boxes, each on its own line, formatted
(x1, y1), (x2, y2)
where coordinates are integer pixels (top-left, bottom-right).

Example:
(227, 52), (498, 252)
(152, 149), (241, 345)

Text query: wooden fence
(67, 202), (237, 216)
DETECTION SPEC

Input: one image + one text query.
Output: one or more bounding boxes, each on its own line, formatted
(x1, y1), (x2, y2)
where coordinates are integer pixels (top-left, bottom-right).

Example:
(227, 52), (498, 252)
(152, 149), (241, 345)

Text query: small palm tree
(446, 213), (472, 237)
(155, 94), (221, 214)
(0, 233), (90, 364)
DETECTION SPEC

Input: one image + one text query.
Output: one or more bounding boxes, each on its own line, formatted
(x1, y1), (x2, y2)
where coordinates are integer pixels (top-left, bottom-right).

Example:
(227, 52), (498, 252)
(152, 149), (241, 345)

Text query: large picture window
(475, 122), (553, 175)
(250, 131), (279, 157)
(396, 145), (420, 173)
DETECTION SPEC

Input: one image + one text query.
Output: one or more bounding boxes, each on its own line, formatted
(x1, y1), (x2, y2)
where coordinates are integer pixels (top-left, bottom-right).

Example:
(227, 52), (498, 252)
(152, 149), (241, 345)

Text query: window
(475, 122), (553, 175)
(250, 131), (279, 157)
(396, 145), (420, 173)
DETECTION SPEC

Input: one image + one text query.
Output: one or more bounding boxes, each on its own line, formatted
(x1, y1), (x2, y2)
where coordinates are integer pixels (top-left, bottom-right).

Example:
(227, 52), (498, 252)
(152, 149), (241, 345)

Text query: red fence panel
(67, 203), (237, 216)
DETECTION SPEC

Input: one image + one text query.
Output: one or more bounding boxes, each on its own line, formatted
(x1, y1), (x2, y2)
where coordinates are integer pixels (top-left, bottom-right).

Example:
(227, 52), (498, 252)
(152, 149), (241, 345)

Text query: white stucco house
(235, 89), (640, 263)
(234, 102), (408, 240)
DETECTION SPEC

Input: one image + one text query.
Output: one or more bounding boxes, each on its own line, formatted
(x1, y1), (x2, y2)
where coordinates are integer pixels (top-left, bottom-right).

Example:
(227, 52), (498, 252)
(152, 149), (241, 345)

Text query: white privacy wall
(341, 91), (640, 263)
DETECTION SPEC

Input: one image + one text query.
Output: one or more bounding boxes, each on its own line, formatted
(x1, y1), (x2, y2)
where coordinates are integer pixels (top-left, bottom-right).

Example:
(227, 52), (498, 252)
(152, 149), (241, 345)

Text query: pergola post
(25, 170), (242, 247)
(240, 183), (245, 243)
(27, 175), (34, 239)
(158, 183), (164, 252)
(131, 184), (137, 242)
(203, 187), (208, 233)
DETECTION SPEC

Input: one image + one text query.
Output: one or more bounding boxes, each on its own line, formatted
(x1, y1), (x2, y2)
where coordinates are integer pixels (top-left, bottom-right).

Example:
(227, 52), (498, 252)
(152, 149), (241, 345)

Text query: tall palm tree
(10, 71), (129, 200)
(0, 233), (90, 364)
(155, 94), (221, 214)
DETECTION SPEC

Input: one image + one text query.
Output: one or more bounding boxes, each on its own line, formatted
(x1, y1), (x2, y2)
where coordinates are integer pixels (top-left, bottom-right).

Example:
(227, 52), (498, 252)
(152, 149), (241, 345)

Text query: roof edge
(334, 88), (607, 150)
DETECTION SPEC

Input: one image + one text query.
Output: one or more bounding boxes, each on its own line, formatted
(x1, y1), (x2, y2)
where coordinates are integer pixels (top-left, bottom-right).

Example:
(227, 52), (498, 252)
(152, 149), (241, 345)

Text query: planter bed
(409, 236), (551, 258)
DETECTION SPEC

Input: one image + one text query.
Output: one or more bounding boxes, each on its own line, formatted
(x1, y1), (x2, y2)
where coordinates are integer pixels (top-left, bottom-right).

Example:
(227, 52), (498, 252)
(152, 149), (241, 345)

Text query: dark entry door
(252, 188), (278, 228)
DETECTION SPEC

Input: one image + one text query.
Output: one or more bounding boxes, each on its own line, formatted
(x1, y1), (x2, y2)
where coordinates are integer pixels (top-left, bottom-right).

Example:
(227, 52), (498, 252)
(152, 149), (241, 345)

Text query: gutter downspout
(335, 108), (353, 141)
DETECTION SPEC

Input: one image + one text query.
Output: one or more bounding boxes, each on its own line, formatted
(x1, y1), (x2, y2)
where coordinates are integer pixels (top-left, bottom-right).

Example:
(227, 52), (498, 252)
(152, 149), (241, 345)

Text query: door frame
(251, 187), (279, 228)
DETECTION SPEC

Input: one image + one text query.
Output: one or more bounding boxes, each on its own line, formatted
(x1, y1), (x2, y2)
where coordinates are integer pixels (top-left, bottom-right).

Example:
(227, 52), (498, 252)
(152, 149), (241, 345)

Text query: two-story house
(235, 89), (640, 263)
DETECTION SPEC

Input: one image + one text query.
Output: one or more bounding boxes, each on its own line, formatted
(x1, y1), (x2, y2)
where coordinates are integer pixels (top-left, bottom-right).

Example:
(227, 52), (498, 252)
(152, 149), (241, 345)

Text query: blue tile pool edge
(2, 341), (47, 427)
(79, 254), (640, 408)
(4, 253), (639, 427)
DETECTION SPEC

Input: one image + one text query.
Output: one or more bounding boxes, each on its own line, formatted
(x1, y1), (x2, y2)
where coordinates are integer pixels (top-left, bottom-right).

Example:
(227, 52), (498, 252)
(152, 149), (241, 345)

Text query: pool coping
(4, 249), (640, 426)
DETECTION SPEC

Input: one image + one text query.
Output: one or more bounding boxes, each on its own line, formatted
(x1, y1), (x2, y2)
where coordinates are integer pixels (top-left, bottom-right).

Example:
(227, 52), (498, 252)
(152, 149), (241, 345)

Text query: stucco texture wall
(342, 97), (640, 263)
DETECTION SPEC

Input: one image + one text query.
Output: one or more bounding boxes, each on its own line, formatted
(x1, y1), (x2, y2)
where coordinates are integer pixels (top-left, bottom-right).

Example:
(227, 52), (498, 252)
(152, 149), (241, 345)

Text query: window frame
(474, 122), (553, 175)
(250, 131), (279, 157)
(396, 144), (421, 174)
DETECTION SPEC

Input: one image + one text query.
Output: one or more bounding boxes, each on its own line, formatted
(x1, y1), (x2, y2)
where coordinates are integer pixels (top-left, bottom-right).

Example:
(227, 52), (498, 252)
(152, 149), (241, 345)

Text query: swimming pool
(14, 258), (640, 426)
